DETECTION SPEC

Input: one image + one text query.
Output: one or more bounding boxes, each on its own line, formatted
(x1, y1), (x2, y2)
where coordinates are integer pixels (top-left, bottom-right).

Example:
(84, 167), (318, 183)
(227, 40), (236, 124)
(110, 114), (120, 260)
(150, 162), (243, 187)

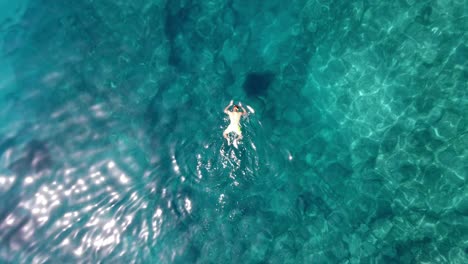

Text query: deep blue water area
(0, 0), (467, 263)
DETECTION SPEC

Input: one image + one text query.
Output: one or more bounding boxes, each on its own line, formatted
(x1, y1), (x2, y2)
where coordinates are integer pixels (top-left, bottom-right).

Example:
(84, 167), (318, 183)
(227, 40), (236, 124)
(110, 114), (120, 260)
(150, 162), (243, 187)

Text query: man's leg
(233, 133), (242, 148)
(223, 131), (230, 145)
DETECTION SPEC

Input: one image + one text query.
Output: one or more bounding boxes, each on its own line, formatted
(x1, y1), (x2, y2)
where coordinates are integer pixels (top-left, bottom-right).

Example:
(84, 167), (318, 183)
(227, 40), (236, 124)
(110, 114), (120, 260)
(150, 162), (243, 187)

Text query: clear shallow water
(0, 0), (467, 263)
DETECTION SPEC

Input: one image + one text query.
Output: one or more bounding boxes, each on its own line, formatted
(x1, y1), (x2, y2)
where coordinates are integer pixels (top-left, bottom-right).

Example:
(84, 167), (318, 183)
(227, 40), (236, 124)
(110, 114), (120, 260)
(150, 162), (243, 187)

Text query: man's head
(233, 105), (239, 111)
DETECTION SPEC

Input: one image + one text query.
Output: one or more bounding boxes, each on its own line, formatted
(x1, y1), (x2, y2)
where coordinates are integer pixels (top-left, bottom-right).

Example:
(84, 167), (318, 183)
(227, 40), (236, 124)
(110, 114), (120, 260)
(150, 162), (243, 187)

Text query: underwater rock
(296, 191), (332, 217)
(164, 2), (192, 71)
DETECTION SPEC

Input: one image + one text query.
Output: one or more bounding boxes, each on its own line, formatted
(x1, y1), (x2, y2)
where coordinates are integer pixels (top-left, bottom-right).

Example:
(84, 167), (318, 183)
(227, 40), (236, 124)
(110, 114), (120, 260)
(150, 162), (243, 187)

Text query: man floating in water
(223, 100), (247, 148)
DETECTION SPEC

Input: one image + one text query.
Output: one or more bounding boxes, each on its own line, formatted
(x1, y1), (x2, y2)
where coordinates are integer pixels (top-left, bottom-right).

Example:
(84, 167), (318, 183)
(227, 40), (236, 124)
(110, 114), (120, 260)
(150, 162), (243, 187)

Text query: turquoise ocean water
(0, 0), (467, 263)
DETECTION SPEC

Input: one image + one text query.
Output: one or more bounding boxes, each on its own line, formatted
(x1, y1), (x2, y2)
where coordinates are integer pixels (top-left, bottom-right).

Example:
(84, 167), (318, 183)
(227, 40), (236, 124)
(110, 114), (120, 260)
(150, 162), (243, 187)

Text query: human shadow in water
(243, 71), (275, 97)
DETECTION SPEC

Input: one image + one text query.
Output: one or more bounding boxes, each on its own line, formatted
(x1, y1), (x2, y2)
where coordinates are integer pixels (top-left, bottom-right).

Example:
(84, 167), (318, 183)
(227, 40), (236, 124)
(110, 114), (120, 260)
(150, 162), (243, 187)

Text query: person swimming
(223, 100), (247, 147)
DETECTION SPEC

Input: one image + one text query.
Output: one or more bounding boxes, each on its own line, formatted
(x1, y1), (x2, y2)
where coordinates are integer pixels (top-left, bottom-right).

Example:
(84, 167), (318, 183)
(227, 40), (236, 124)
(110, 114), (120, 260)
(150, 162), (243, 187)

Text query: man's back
(228, 112), (242, 126)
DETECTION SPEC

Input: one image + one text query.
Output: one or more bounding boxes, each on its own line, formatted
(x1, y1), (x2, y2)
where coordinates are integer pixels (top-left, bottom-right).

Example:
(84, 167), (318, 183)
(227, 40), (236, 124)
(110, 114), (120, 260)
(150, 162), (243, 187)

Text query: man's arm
(238, 102), (248, 116)
(224, 100), (233, 114)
